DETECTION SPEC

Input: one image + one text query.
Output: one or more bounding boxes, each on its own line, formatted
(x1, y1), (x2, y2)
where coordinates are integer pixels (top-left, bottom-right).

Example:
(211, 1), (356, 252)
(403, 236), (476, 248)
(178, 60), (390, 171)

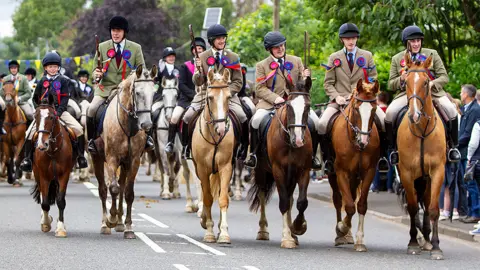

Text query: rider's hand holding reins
(195, 57), (202, 69)
(274, 96), (285, 106)
(400, 72), (407, 84)
(93, 68), (103, 81)
(335, 95), (347, 105)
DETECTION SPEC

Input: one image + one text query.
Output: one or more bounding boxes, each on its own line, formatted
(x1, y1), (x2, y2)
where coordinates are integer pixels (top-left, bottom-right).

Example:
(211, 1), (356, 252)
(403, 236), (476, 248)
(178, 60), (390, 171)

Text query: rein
(339, 94), (376, 151)
(274, 92), (310, 145)
(36, 106), (64, 156)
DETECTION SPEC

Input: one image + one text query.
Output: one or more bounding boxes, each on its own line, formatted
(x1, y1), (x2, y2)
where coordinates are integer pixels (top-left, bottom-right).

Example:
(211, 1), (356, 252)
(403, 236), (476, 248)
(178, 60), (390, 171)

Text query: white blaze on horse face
(290, 96), (305, 148)
(215, 90), (226, 137)
(358, 102), (373, 146)
(36, 109), (49, 149)
(413, 72), (420, 122)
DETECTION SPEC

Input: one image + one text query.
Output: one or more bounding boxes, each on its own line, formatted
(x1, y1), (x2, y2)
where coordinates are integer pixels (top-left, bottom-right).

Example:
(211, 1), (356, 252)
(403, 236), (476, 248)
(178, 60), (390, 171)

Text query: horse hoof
(161, 194), (171, 200)
(124, 231), (136, 239)
(256, 231), (269, 241)
(106, 220), (117, 229)
(217, 235), (231, 244)
(430, 250), (444, 260)
(13, 181), (23, 187)
(55, 230), (67, 238)
(407, 246), (422, 255)
(115, 224), (126, 232)
(291, 234), (299, 246)
(146, 171), (151, 176)
(354, 244), (367, 252)
(281, 239), (297, 249)
(185, 205), (196, 213)
(100, 226), (111, 235)
(41, 224), (52, 233)
(422, 241), (433, 251)
(173, 192), (181, 199)
(234, 195), (243, 201)
(203, 234), (216, 243)
(335, 236), (354, 246)
(292, 220), (307, 236)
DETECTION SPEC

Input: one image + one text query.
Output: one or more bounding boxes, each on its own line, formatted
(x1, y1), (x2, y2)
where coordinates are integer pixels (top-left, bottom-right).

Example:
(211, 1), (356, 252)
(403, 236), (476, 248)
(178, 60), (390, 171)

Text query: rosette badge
(122, 50), (131, 60)
(221, 56), (230, 66)
(43, 80), (50, 88)
(107, 49), (116, 58)
(333, 59), (342, 67)
(270, 61), (279, 70)
(206, 56), (216, 66)
(356, 57), (366, 67)
(284, 61), (293, 70)
(400, 59), (406, 67)
(53, 81), (61, 90)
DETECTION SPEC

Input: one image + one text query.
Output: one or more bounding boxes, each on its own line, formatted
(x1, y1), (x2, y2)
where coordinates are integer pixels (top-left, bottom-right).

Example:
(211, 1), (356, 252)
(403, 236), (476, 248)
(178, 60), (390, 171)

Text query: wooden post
(273, 0), (280, 31)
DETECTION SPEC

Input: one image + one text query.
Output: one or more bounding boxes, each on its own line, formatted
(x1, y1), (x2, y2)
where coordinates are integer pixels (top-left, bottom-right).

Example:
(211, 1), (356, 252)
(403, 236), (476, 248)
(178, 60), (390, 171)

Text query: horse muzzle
(141, 121), (153, 132)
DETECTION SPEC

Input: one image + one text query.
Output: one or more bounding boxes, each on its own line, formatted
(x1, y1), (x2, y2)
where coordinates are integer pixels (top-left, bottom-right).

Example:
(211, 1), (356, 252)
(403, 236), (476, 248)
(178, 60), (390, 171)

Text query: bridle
(36, 105), (63, 154)
(340, 93), (377, 150)
(274, 91), (310, 146)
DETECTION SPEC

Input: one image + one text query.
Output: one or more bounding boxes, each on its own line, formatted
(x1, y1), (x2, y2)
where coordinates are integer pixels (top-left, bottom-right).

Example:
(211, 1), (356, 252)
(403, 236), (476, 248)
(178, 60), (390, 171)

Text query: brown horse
(31, 95), (75, 237)
(90, 65), (157, 239)
(248, 77), (312, 249)
(192, 68), (236, 244)
(1, 81), (27, 186)
(397, 54), (446, 260)
(328, 79), (380, 252)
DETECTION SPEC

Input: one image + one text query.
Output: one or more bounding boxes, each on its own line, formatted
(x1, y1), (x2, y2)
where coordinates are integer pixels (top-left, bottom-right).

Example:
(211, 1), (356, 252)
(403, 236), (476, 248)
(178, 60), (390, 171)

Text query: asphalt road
(1, 166), (479, 270)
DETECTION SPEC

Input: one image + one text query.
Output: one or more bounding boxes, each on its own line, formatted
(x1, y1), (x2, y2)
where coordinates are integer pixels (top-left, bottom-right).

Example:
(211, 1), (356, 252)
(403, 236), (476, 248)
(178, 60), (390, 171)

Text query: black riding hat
(162, 47), (176, 59)
(191, 37), (207, 52)
(42, 52), (62, 67)
(24, 67), (37, 76)
(8, 60), (20, 68)
(339, 23), (360, 38)
(207, 24), (228, 45)
(109, 16), (129, 33)
(402, 25), (424, 45)
(263, 31), (287, 50)
(77, 69), (89, 78)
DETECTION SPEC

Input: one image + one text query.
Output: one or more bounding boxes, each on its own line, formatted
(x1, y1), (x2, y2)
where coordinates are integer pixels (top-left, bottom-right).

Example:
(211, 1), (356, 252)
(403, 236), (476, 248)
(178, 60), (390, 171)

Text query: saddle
(239, 97), (253, 120)
(324, 106), (383, 136)
(151, 103), (164, 130)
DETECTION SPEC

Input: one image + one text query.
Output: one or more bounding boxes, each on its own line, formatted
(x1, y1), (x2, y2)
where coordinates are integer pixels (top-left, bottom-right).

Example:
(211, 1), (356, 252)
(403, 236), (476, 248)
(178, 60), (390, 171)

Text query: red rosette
(207, 56), (216, 66)
(270, 61), (279, 70)
(333, 58), (341, 67)
(43, 80), (50, 88)
(107, 49), (116, 58)
(400, 59), (406, 67)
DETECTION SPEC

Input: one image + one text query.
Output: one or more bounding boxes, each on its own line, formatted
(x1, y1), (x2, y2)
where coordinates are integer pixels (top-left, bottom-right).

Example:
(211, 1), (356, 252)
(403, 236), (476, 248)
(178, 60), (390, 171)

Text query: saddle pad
(94, 103), (109, 136)
(258, 113), (274, 155)
(395, 105), (447, 137)
(326, 110), (340, 135)
(239, 98), (253, 120)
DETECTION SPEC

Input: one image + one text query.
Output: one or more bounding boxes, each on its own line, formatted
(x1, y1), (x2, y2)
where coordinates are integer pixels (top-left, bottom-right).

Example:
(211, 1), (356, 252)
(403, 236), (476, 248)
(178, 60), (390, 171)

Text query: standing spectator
(459, 84), (480, 223)
(468, 119), (480, 234)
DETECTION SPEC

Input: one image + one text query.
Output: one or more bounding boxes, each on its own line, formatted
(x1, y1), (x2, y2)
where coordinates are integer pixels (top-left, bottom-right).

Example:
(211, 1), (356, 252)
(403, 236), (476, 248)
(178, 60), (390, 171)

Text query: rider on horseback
(243, 31), (321, 169)
(20, 52), (88, 171)
(0, 60), (35, 135)
(76, 69), (93, 102)
(164, 37), (206, 156)
(87, 15), (154, 153)
(182, 24), (250, 160)
(317, 23), (389, 174)
(385, 25), (461, 164)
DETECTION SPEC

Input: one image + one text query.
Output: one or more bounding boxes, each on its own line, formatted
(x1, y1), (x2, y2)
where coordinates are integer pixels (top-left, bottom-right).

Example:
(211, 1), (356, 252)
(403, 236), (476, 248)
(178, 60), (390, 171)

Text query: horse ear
(423, 55), (433, 69)
(136, 65), (144, 78)
(405, 52), (413, 68)
(161, 76), (166, 88)
(207, 68), (215, 84)
(305, 76), (312, 92)
(150, 65), (158, 79)
(356, 78), (363, 93)
(222, 68), (231, 83)
(373, 80), (380, 94)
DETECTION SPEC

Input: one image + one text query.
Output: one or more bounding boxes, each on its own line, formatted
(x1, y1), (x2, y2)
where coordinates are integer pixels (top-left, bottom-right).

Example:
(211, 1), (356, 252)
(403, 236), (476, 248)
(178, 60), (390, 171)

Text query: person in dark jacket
(164, 37), (206, 156)
(154, 47), (180, 101)
(76, 69), (93, 102)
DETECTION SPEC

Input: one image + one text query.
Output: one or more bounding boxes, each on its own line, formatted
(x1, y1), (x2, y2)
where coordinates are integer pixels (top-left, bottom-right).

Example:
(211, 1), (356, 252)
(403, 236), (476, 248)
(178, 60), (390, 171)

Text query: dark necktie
(348, 52), (354, 72)
(278, 58), (284, 71)
(116, 43), (122, 66)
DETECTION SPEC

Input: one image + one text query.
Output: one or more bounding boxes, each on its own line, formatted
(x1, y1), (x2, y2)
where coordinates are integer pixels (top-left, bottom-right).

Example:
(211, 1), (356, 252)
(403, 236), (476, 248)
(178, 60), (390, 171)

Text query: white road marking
(146, 232), (171, 236)
(134, 232), (166, 253)
(178, 251), (208, 255)
(83, 182), (97, 189)
(83, 182), (134, 210)
(138, 213), (169, 228)
(173, 264), (190, 270)
(176, 234), (226, 256)
(243, 266), (260, 270)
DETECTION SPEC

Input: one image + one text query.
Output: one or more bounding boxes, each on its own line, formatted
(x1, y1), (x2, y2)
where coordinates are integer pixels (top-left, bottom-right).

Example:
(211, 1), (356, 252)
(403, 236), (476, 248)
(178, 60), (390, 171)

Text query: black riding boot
(20, 139), (33, 172)
(244, 128), (258, 168)
(86, 116), (98, 154)
(165, 123), (177, 154)
(385, 121), (398, 165)
(319, 134), (334, 174)
(447, 117), (461, 162)
(238, 122), (250, 161)
(0, 109), (6, 135)
(181, 124), (191, 160)
(144, 133), (155, 152)
(311, 133), (322, 170)
(76, 135), (88, 169)
(377, 131), (391, 173)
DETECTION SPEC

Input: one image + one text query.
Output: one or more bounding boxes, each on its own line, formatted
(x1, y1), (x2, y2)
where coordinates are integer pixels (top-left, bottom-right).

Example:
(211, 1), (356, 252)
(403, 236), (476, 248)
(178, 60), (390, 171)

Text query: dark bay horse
(31, 95), (75, 237)
(1, 81), (27, 186)
(248, 78), (312, 249)
(328, 79), (380, 252)
(397, 54), (446, 260)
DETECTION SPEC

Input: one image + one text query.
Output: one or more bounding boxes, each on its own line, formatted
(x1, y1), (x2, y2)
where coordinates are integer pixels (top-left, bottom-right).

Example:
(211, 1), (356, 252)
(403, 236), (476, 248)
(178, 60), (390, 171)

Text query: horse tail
(210, 173), (220, 201)
(248, 172), (275, 213)
(397, 177), (428, 213)
(30, 179), (58, 206)
(30, 181), (41, 204)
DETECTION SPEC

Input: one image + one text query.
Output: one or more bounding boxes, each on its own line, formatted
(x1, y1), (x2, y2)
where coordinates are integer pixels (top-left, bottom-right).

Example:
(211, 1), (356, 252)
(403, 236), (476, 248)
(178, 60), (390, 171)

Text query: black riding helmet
(339, 23), (360, 38)
(162, 47), (176, 59)
(42, 52), (62, 67)
(263, 31), (287, 50)
(402, 25), (424, 46)
(8, 60), (20, 69)
(207, 24), (228, 46)
(109, 16), (129, 33)
(77, 69), (89, 78)
(24, 67), (37, 77)
(191, 37), (207, 53)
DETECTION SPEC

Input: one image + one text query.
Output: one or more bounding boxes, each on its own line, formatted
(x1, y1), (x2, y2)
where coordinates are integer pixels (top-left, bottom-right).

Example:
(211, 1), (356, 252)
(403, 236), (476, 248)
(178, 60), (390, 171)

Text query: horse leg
(401, 170), (421, 255)
(160, 151), (171, 200)
(182, 159), (196, 213)
(292, 170), (309, 236)
(353, 166), (376, 252)
(419, 181), (433, 251)
(105, 157), (120, 227)
(217, 165), (233, 244)
(40, 179), (53, 233)
(115, 168), (127, 233)
(335, 171), (355, 246)
(234, 160), (243, 201)
(429, 168), (445, 260)
(55, 173), (69, 238)
(94, 158), (110, 235)
(274, 168), (296, 249)
(191, 160), (204, 218)
(256, 191), (270, 241)
(124, 159), (140, 239)
(197, 169), (215, 242)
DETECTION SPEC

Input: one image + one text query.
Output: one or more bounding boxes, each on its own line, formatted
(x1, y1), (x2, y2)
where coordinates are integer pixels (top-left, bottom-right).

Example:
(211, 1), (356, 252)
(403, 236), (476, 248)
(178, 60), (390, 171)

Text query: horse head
(2, 80), (17, 107)
(349, 79), (379, 149)
(206, 68), (231, 137)
(284, 77), (311, 148)
(161, 76), (179, 122)
(404, 53), (433, 124)
(35, 94), (59, 152)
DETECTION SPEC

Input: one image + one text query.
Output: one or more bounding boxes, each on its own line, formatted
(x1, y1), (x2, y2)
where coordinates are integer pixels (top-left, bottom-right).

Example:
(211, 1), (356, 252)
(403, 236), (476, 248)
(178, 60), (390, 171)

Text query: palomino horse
(328, 79), (380, 252)
(192, 68), (236, 244)
(397, 54), (446, 260)
(248, 78), (313, 249)
(90, 65), (157, 239)
(1, 81), (27, 186)
(31, 95), (76, 237)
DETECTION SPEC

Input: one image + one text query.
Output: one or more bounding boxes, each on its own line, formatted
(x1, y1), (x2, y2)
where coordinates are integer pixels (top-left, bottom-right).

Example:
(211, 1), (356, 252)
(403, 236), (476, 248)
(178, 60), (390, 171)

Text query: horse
(89, 65), (157, 239)
(248, 77), (313, 249)
(327, 79), (380, 252)
(71, 99), (91, 182)
(192, 68), (237, 244)
(30, 95), (76, 237)
(397, 54), (446, 260)
(1, 81), (27, 186)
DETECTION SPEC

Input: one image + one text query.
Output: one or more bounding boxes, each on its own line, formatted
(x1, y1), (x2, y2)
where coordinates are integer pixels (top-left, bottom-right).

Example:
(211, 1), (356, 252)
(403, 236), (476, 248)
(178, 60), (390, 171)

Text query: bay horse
(328, 79), (380, 252)
(31, 95), (75, 237)
(397, 54), (446, 260)
(192, 68), (236, 244)
(90, 65), (157, 239)
(248, 77), (313, 249)
(1, 81), (27, 186)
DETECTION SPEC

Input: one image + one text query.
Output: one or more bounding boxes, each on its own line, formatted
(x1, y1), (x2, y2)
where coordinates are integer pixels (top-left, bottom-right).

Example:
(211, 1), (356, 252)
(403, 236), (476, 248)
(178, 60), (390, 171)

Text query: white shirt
(212, 48), (223, 59)
(343, 46), (357, 61)
(166, 63), (174, 75)
(114, 39), (126, 53)
(468, 122), (480, 161)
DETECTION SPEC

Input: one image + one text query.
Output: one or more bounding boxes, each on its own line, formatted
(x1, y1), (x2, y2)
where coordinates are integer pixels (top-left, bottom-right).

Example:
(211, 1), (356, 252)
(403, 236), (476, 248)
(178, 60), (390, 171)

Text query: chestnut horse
(328, 79), (380, 252)
(397, 54), (446, 260)
(1, 81), (27, 186)
(248, 77), (312, 249)
(31, 95), (75, 237)
(192, 68), (236, 244)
